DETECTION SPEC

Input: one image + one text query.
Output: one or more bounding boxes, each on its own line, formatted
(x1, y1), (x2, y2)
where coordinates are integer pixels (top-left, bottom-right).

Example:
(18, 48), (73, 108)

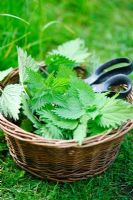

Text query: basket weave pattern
(0, 70), (133, 182)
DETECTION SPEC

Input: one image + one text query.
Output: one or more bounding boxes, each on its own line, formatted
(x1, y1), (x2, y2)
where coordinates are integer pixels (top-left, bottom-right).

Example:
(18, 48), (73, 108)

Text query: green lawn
(0, 0), (133, 199)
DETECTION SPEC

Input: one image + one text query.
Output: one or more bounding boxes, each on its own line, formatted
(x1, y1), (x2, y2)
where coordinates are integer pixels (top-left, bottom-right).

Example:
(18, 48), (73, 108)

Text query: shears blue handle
(86, 57), (133, 84)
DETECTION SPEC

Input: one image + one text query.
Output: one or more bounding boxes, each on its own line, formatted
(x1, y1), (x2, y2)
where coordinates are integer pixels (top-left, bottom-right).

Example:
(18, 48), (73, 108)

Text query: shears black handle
(92, 74), (132, 98)
(87, 57), (133, 84)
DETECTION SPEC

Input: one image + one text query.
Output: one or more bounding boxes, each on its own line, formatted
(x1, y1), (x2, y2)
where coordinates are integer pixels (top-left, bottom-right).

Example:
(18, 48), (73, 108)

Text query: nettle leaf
(46, 123), (63, 139)
(26, 70), (69, 111)
(57, 65), (76, 78)
(45, 73), (69, 93)
(26, 68), (46, 95)
(50, 38), (90, 63)
(22, 94), (41, 128)
(78, 87), (94, 107)
(30, 95), (49, 111)
(26, 69), (50, 110)
(38, 109), (78, 130)
(36, 124), (63, 139)
(17, 47), (39, 83)
(74, 123), (87, 145)
(73, 115), (89, 145)
(26, 69), (69, 96)
(87, 108), (99, 120)
(31, 93), (66, 112)
(45, 54), (76, 73)
(0, 68), (13, 82)
(94, 93), (108, 108)
(35, 125), (52, 138)
(54, 96), (85, 119)
(70, 78), (95, 107)
(0, 84), (22, 120)
(88, 120), (109, 136)
(98, 98), (133, 128)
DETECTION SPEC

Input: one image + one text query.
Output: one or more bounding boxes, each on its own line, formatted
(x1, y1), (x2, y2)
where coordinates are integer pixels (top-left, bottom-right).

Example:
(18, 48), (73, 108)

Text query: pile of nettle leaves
(0, 39), (133, 144)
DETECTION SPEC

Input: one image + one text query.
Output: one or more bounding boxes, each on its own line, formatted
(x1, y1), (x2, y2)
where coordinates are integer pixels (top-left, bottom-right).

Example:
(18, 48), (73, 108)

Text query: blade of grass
(4, 30), (17, 59)
(42, 20), (75, 34)
(0, 32), (31, 50)
(63, 24), (76, 35)
(0, 13), (30, 25)
(42, 20), (60, 31)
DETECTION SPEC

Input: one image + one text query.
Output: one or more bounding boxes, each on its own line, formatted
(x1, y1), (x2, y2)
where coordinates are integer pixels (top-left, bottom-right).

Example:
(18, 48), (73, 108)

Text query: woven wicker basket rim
(0, 115), (133, 148)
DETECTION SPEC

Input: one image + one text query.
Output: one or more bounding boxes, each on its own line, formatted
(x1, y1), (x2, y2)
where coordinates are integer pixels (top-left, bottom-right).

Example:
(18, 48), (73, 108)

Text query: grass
(0, 0), (133, 199)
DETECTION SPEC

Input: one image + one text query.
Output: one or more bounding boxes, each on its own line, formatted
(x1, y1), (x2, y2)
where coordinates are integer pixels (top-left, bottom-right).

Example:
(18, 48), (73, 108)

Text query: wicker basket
(0, 69), (133, 182)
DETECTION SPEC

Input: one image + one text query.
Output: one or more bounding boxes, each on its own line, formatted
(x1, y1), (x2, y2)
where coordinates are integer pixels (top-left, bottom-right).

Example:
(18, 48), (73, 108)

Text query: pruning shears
(84, 57), (133, 98)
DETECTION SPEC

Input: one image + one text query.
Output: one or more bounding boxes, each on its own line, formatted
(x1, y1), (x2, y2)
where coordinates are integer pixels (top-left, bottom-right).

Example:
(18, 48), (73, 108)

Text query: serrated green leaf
(30, 95), (48, 111)
(38, 109), (78, 130)
(26, 70), (69, 111)
(54, 107), (84, 120)
(31, 93), (66, 112)
(22, 94), (41, 128)
(36, 124), (63, 139)
(50, 38), (90, 63)
(45, 73), (69, 93)
(26, 68), (46, 96)
(35, 126), (51, 138)
(73, 124), (87, 145)
(45, 54), (76, 73)
(70, 77), (95, 107)
(57, 65), (76, 78)
(73, 115), (89, 144)
(17, 47), (39, 84)
(94, 92), (108, 108)
(98, 98), (133, 128)
(0, 84), (22, 120)
(46, 123), (63, 139)
(88, 120), (109, 136)
(0, 68), (13, 82)
(54, 96), (85, 119)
